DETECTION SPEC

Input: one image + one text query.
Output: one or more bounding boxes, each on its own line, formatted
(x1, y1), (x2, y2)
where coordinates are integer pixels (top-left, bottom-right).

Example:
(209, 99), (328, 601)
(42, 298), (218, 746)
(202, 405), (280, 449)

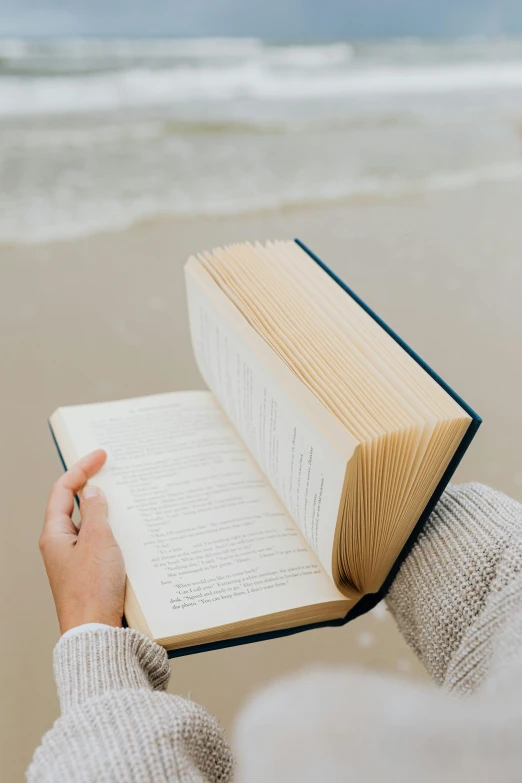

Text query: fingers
(78, 485), (113, 543)
(61, 449), (107, 494)
(43, 450), (107, 541)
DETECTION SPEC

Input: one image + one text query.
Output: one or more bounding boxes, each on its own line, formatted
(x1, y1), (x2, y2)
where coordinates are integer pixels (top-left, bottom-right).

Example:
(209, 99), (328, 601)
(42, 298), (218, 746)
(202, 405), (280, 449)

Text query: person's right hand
(40, 449), (126, 634)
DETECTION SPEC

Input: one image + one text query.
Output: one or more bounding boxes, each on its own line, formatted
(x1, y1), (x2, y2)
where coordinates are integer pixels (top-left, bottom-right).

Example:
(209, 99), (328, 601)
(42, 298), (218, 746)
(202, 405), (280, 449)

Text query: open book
(50, 239), (481, 656)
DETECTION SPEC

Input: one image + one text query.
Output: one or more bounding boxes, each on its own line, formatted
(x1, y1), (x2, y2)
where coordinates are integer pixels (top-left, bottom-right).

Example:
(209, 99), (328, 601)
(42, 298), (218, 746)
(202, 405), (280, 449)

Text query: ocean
(1, 36), (522, 245)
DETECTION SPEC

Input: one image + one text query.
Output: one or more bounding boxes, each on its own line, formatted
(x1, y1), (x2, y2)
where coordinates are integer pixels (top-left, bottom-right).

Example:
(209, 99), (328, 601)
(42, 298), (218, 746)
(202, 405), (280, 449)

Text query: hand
(40, 449), (126, 634)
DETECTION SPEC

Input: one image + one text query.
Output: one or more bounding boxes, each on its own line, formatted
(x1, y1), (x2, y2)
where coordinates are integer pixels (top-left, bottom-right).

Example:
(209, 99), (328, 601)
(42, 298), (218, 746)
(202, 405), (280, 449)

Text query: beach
(3, 32), (522, 780)
(2, 180), (522, 777)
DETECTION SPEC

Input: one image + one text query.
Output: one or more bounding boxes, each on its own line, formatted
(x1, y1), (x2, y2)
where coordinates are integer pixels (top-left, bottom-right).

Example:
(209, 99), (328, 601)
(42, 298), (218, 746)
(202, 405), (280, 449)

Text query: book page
(54, 392), (346, 641)
(185, 260), (358, 575)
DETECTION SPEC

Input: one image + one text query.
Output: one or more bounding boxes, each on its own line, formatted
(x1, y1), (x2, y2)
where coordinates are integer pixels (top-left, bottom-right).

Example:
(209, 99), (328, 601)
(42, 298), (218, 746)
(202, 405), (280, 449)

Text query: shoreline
(3, 172), (522, 251)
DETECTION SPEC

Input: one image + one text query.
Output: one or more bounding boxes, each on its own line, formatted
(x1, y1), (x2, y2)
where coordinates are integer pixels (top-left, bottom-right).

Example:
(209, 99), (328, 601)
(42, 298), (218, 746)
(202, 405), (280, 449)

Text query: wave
(3, 35), (522, 69)
(1, 109), (493, 150)
(0, 37), (354, 77)
(2, 57), (522, 118)
(2, 160), (522, 246)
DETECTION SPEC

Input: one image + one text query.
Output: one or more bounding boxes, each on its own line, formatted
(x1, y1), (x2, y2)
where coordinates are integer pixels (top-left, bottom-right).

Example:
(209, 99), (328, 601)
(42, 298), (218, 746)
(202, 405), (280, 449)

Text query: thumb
(79, 485), (112, 541)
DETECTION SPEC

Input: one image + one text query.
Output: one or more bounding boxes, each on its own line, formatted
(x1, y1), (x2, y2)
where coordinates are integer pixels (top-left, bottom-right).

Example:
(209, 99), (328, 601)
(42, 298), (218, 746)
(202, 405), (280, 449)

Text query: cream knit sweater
(28, 483), (522, 782)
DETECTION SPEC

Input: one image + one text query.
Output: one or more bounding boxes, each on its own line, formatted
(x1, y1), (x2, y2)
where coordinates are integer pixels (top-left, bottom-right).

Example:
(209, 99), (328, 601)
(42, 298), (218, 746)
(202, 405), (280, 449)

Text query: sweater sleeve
(27, 628), (233, 783)
(233, 484), (522, 783)
(386, 482), (522, 693)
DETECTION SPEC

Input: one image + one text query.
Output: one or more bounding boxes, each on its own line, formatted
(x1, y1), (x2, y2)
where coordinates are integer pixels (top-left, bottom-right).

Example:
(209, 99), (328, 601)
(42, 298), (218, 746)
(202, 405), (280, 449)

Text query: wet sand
(2, 181), (522, 779)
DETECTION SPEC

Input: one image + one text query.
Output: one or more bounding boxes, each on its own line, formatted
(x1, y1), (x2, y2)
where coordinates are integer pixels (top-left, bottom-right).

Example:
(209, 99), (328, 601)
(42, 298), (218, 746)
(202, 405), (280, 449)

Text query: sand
(2, 181), (522, 779)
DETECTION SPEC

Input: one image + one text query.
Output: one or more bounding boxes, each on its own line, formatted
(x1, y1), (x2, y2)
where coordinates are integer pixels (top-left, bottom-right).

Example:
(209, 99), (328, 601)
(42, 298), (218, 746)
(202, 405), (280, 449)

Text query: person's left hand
(40, 449), (126, 634)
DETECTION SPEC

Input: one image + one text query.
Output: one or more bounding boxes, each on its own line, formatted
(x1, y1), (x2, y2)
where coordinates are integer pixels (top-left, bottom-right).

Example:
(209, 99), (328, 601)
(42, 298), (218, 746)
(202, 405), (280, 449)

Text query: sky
(1, 0), (522, 39)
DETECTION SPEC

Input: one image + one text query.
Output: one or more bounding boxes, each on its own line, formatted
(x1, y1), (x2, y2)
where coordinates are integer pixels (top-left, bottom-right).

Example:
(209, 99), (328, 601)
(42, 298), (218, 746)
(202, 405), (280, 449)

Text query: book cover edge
(294, 237), (481, 422)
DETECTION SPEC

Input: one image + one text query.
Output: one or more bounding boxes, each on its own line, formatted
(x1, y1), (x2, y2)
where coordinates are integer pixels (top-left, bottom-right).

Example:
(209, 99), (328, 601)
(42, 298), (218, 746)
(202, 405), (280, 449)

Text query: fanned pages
(187, 241), (471, 596)
(49, 239), (479, 655)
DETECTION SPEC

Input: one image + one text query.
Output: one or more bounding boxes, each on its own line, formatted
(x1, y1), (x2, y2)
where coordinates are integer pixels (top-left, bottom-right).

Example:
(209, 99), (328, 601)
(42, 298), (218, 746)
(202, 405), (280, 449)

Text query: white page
(185, 260), (358, 575)
(56, 392), (345, 641)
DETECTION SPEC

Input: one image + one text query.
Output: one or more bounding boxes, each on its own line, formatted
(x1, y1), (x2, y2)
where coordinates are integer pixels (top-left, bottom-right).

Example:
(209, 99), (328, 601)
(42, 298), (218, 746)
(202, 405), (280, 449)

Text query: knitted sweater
(27, 483), (522, 782)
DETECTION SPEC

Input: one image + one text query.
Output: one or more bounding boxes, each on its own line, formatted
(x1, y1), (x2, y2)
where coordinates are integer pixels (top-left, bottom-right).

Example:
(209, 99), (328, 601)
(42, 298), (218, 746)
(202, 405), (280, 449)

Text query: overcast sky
(1, 0), (522, 39)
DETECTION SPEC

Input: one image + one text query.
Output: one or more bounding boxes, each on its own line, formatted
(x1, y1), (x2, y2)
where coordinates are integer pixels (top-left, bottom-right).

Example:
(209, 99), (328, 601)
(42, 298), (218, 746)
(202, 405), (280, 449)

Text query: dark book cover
(49, 238), (481, 658)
